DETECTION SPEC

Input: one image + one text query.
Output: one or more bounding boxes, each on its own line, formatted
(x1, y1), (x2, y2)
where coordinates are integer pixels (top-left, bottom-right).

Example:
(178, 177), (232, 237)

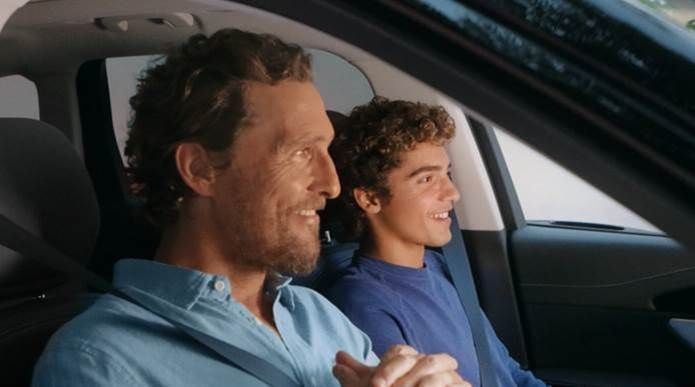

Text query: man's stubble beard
(220, 192), (320, 276)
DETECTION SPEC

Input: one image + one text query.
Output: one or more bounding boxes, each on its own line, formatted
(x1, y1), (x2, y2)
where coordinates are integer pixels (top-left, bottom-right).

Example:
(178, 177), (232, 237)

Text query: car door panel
(511, 225), (695, 385)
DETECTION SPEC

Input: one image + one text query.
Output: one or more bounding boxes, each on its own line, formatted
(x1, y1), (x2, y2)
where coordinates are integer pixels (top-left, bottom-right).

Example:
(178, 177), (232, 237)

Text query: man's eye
(418, 175), (433, 184)
(294, 148), (312, 159)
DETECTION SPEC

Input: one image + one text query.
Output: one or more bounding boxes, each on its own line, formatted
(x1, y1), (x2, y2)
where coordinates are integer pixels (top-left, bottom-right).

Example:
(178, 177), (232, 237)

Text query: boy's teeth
(298, 210), (316, 216)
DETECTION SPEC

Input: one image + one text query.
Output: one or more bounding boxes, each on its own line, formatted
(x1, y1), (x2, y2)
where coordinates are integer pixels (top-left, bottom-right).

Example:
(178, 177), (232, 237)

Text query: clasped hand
(333, 345), (471, 387)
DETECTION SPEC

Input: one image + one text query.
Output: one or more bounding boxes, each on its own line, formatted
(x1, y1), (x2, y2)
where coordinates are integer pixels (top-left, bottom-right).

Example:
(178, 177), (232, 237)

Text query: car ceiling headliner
(0, 0), (374, 77)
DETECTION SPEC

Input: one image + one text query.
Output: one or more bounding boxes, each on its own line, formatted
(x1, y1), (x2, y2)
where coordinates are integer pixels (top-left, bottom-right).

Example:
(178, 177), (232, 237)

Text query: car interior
(1, 1), (694, 386)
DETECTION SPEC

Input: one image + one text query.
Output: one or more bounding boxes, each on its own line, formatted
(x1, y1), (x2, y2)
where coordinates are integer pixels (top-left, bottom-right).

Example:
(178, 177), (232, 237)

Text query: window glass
(106, 50), (373, 161)
(0, 75), (40, 119)
(495, 128), (661, 233)
(626, 0), (695, 32)
(306, 48), (374, 114)
(105, 55), (161, 161)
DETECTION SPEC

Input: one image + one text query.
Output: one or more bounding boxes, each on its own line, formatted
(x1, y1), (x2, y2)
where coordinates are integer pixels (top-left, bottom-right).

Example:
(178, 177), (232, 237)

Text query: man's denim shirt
(32, 259), (378, 386)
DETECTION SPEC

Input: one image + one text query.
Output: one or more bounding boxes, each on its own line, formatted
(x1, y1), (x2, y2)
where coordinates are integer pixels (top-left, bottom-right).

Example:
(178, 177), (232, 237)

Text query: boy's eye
(418, 175), (433, 184)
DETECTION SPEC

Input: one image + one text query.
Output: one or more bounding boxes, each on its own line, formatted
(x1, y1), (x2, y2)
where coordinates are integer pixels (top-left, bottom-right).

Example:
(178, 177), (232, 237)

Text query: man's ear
(353, 187), (382, 214)
(174, 143), (216, 197)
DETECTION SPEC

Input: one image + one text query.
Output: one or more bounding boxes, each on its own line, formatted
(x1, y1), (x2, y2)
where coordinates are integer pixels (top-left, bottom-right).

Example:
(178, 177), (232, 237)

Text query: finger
(410, 371), (469, 387)
(335, 351), (373, 379)
(336, 351), (363, 369)
(393, 354), (459, 387)
(381, 345), (419, 362)
(371, 354), (421, 387)
(333, 364), (361, 387)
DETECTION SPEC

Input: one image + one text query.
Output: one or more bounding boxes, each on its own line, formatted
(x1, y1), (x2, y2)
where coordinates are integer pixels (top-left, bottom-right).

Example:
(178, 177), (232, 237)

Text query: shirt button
(214, 280), (226, 292)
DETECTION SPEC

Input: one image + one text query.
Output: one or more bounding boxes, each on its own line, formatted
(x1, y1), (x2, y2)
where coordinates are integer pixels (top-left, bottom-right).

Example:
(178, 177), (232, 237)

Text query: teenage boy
(326, 97), (546, 387)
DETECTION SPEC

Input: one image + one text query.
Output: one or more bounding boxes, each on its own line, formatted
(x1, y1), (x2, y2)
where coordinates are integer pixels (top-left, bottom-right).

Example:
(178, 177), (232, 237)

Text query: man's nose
(312, 151), (341, 199)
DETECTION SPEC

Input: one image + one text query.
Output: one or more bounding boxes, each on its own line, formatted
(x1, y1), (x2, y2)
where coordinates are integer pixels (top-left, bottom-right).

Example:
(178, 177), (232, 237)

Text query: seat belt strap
(0, 213), (301, 387)
(441, 211), (499, 387)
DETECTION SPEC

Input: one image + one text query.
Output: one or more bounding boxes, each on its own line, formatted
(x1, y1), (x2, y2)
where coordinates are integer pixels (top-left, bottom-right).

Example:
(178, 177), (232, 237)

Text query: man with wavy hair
(325, 97), (545, 387)
(33, 30), (468, 387)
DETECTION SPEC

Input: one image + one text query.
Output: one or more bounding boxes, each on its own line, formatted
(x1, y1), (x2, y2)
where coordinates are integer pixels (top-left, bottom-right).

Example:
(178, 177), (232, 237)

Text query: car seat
(293, 191), (359, 292)
(0, 118), (99, 386)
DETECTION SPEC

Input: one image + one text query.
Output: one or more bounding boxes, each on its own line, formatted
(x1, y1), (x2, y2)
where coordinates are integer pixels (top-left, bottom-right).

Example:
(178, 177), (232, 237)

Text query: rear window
(0, 75), (40, 119)
(105, 55), (161, 162)
(105, 49), (374, 162)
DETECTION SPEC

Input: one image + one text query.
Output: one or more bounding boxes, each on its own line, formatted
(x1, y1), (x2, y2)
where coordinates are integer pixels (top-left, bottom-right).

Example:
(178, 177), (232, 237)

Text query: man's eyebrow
(274, 133), (332, 153)
(406, 163), (452, 178)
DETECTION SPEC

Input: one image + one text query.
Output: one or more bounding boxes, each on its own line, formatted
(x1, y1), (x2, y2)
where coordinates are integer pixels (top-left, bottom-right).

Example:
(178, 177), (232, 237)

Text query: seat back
(0, 118), (99, 386)
(293, 239), (358, 292)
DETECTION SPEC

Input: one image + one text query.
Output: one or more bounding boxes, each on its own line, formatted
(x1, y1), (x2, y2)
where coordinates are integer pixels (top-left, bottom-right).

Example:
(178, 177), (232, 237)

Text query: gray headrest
(0, 118), (99, 292)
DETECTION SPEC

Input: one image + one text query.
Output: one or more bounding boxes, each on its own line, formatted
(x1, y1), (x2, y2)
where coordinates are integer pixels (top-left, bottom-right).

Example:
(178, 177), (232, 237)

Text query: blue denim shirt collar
(114, 259), (295, 311)
(268, 274), (295, 311)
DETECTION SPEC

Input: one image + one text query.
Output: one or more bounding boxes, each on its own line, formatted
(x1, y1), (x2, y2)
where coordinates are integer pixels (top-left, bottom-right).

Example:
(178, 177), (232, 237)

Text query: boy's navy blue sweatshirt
(324, 249), (546, 387)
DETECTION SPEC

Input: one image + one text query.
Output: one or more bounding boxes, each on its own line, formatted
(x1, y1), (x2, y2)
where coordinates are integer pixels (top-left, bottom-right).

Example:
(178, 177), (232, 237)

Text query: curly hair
(329, 96), (455, 240)
(125, 28), (312, 226)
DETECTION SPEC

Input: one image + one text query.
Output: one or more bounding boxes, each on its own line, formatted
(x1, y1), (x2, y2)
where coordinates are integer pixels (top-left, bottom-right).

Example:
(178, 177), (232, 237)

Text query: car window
(105, 49), (374, 162)
(308, 48), (374, 114)
(105, 55), (162, 163)
(626, 0), (695, 32)
(495, 128), (662, 233)
(0, 75), (39, 119)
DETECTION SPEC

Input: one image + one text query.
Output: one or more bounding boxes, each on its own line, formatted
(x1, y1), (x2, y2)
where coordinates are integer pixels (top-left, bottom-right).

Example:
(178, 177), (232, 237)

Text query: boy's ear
(174, 142), (217, 197)
(353, 187), (382, 214)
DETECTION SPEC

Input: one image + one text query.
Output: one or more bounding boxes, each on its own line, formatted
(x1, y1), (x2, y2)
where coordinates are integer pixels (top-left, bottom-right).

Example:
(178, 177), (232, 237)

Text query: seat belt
(441, 211), (499, 387)
(0, 213), (301, 387)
